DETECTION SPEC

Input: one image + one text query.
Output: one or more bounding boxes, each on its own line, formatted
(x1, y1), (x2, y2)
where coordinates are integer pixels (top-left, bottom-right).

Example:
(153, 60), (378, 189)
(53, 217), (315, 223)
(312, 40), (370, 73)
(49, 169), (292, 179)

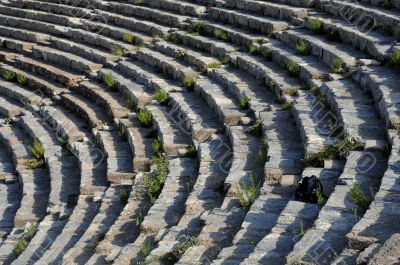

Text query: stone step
(345, 136), (400, 252)
(0, 78), (49, 108)
(208, 7), (289, 34)
(212, 185), (293, 264)
(241, 200), (320, 265)
(61, 185), (128, 265)
(260, 110), (304, 184)
(145, 103), (193, 157)
(96, 1), (191, 28)
(0, 94), (24, 118)
(0, 24), (50, 43)
(145, 134), (231, 262)
(286, 151), (387, 265)
(117, 59), (220, 142)
(318, 0), (400, 37)
(194, 77), (248, 126)
(34, 195), (101, 265)
(171, 30), (237, 59)
(0, 228), (25, 264)
(367, 233), (400, 265)
(18, 112), (81, 215)
(141, 0), (207, 16)
(118, 117), (154, 172)
(12, 55), (85, 88)
(141, 158), (198, 233)
(292, 90), (338, 155)
(0, 63), (67, 97)
(88, 173), (152, 264)
(276, 28), (368, 69)
(94, 130), (134, 182)
(60, 92), (113, 129)
(0, 125), (32, 169)
(304, 14), (395, 63)
(319, 79), (388, 148)
(259, 0), (315, 7)
(224, 0), (310, 23)
(0, 35), (37, 52)
(0, 5), (133, 52)
(32, 45), (103, 74)
(77, 80), (130, 119)
(353, 65), (400, 134)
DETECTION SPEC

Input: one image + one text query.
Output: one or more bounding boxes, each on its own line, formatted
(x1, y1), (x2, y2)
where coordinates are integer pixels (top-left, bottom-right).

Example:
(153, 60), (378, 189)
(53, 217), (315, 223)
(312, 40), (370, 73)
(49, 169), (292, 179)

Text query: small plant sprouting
(247, 118), (263, 137)
(331, 58), (345, 74)
(295, 40), (309, 55)
(119, 187), (129, 204)
(310, 18), (323, 34)
(27, 139), (45, 169)
(285, 87), (299, 96)
(183, 77), (195, 90)
(136, 212), (143, 226)
(137, 109), (152, 127)
(239, 96), (250, 109)
(391, 49), (400, 69)
(190, 20), (208, 35)
(103, 71), (117, 91)
(262, 47), (273, 60)
(286, 59), (300, 77)
(316, 190), (326, 208)
(118, 125), (127, 141)
(152, 137), (163, 158)
(206, 61), (222, 69)
(213, 28), (230, 42)
(122, 32), (135, 44)
(3, 70), (16, 82)
(236, 174), (260, 209)
(140, 240), (152, 257)
(111, 47), (125, 57)
(349, 184), (371, 211)
(249, 45), (260, 55)
(300, 222), (305, 236)
(17, 74), (28, 85)
(327, 28), (340, 41)
(12, 223), (37, 257)
(185, 144), (197, 158)
(154, 89), (169, 105)
(144, 157), (169, 204)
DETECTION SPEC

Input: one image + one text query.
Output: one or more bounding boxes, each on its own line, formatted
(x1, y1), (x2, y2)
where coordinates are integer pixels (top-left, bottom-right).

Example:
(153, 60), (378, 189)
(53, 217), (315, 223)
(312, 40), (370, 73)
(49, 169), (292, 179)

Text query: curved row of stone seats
(138, 0), (207, 16)
(110, 157), (197, 265)
(317, 0), (400, 37)
(0, 2), (139, 51)
(0, 140), (21, 241)
(115, 58), (221, 143)
(287, 150), (388, 264)
(333, 135), (400, 263)
(223, 0), (310, 23)
(302, 15), (396, 63)
(358, 233), (400, 265)
(60, 184), (129, 265)
(144, 134), (231, 262)
(207, 6), (290, 34)
(172, 125), (264, 264)
(356, 0), (400, 10)
(236, 166), (341, 265)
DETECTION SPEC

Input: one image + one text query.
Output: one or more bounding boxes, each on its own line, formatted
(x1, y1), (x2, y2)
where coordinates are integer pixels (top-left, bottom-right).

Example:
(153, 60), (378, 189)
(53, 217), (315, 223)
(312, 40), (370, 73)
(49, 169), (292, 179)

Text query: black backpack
(295, 175), (326, 203)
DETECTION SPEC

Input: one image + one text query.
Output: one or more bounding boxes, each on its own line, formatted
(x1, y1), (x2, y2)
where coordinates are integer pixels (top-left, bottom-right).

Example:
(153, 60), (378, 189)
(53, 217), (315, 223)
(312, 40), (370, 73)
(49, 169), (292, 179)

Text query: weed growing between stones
(249, 45), (260, 55)
(87, 232), (106, 249)
(152, 137), (163, 158)
(299, 222), (305, 236)
(136, 212), (144, 226)
(185, 144), (197, 158)
(310, 18), (323, 34)
(247, 118), (263, 137)
(12, 223), (37, 257)
(391, 49), (400, 70)
(206, 61), (222, 69)
(190, 20), (208, 35)
(349, 184), (372, 217)
(3, 70), (16, 82)
(111, 47), (125, 57)
(161, 236), (199, 263)
(304, 137), (364, 167)
(237, 174), (260, 209)
(326, 28), (341, 41)
(143, 155), (169, 204)
(284, 87), (299, 96)
(183, 77), (195, 90)
(154, 89), (169, 105)
(16, 74), (27, 85)
(316, 190), (326, 208)
(140, 240), (152, 257)
(119, 187), (129, 204)
(138, 109), (153, 127)
(118, 125), (127, 141)
(295, 40), (310, 55)
(122, 32), (135, 44)
(331, 58), (345, 73)
(262, 47), (273, 60)
(286, 59), (300, 77)
(103, 71), (117, 91)
(27, 139), (45, 169)
(239, 96), (250, 109)
(214, 28), (230, 41)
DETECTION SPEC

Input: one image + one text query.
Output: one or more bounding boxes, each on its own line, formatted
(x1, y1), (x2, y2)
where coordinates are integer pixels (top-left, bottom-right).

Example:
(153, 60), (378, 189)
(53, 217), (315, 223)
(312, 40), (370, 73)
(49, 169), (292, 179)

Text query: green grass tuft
(12, 223), (37, 257)
(310, 18), (323, 34)
(239, 96), (250, 109)
(103, 71), (117, 91)
(237, 174), (260, 208)
(391, 49), (400, 69)
(249, 45), (260, 55)
(185, 145), (197, 158)
(17, 74), (28, 85)
(213, 28), (230, 41)
(295, 40), (310, 55)
(331, 57), (345, 73)
(154, 89), (169, 105)
(349, 184), (371, 212)
(286, 59), (300, 77)
(247, 118), (263, 137)
(122, 32), (135, 44)
(111, 47), (125, 56)
(183, 77), (195, 90)
(119, 187), (129, 204)
(3, 70), (16, 82)
(137, 109), (152, 127)
(144, 156), (169, 204)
